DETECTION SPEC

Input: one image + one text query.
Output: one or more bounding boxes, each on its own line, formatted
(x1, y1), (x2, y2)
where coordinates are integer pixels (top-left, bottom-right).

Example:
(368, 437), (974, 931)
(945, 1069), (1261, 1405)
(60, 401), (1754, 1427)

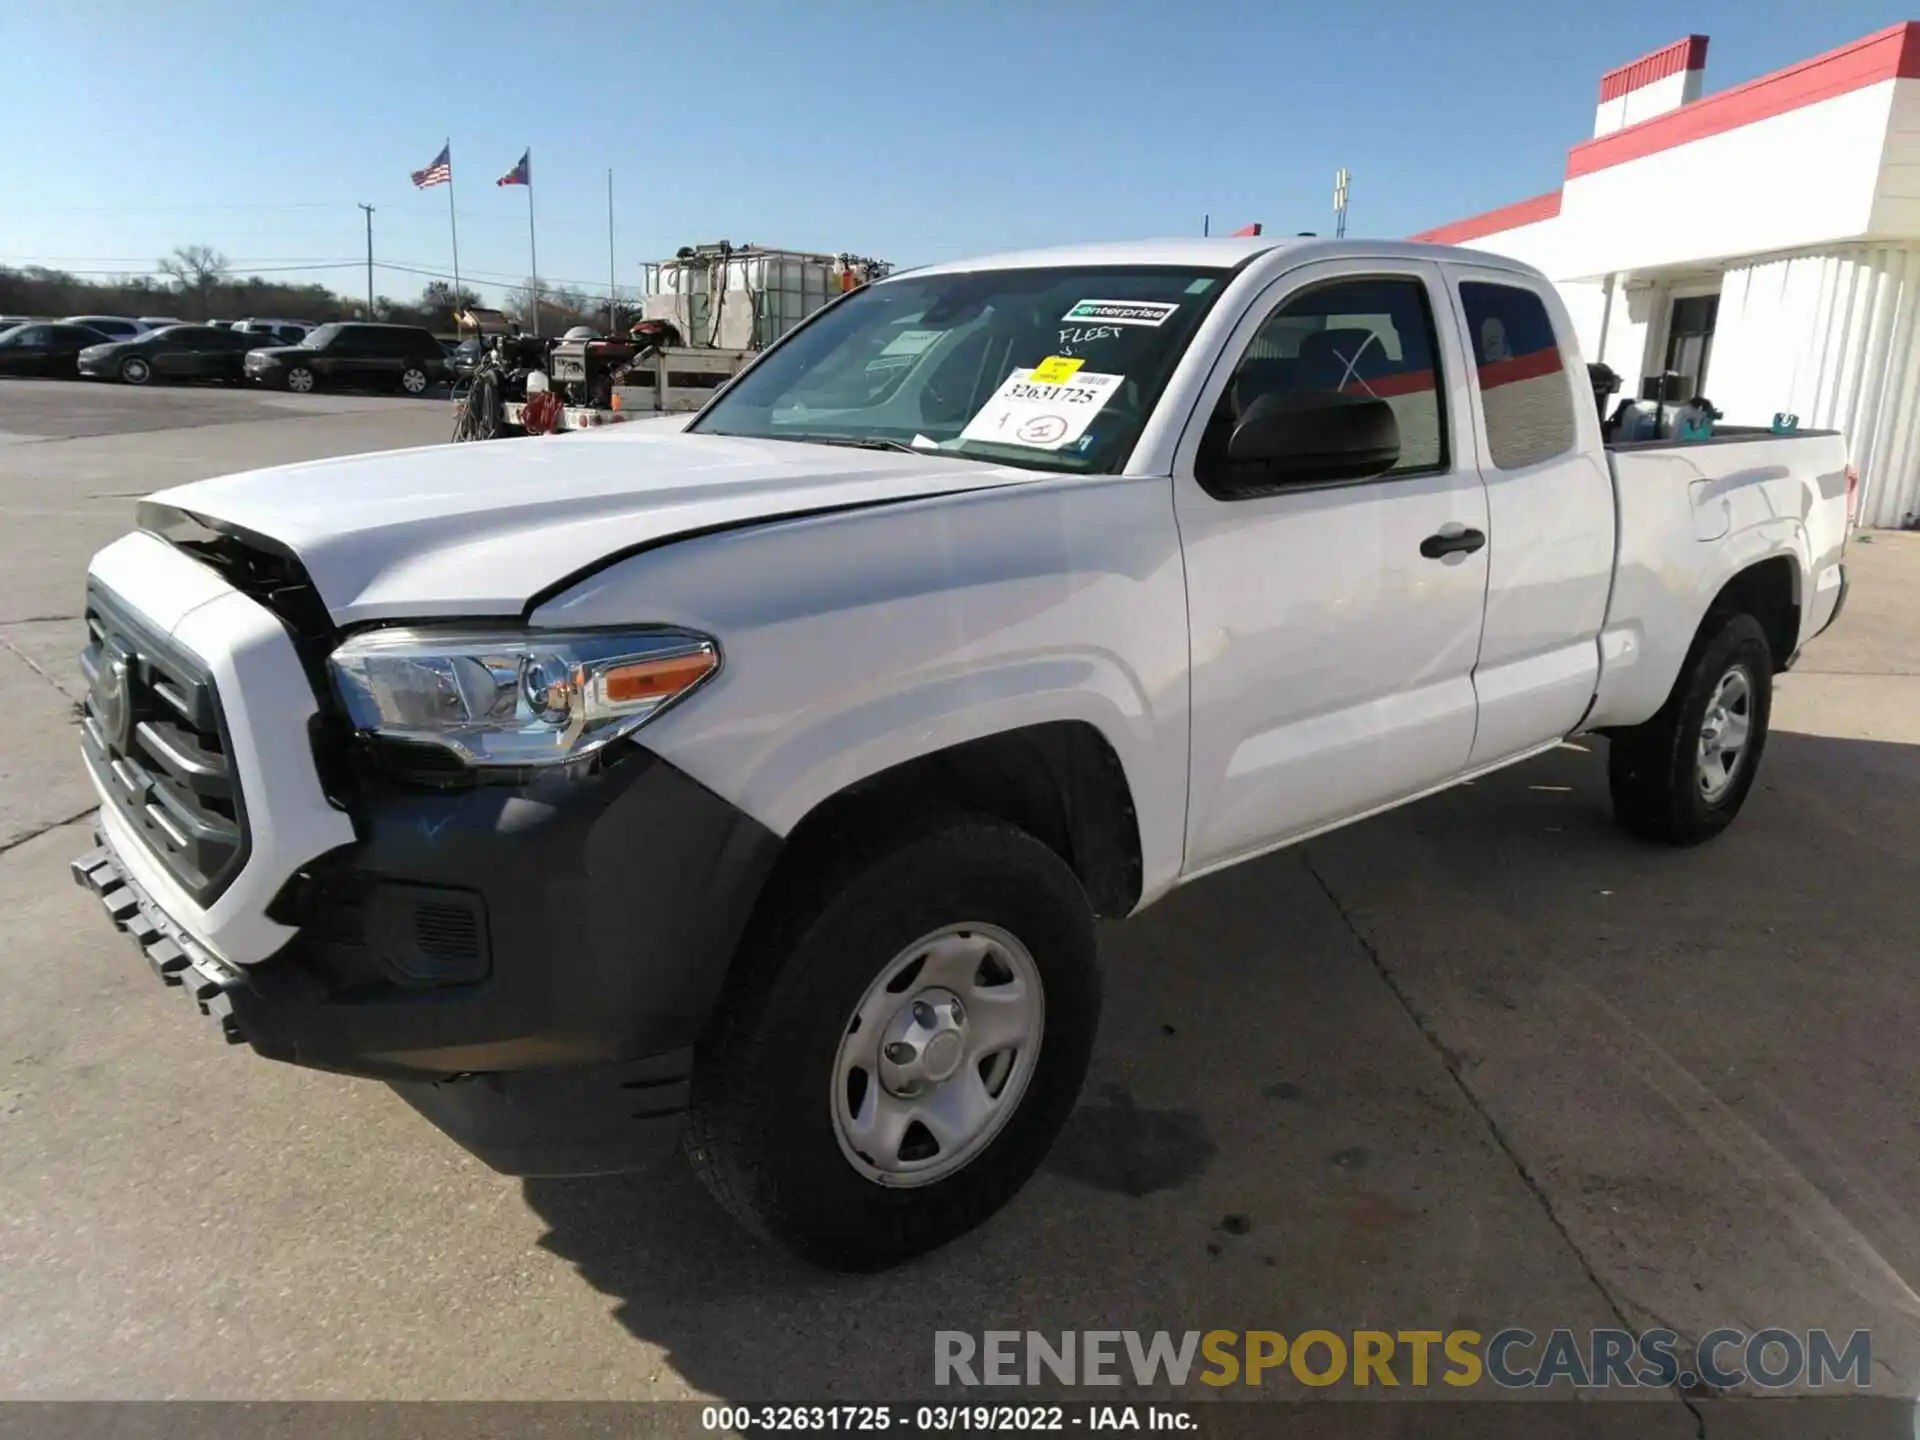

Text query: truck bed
(1587, 427), (1852, 730)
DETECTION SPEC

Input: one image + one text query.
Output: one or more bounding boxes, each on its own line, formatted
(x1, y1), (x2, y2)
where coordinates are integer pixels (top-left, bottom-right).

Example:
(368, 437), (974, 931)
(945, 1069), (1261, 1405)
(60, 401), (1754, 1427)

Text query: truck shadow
(520, 727), (1920, 1404)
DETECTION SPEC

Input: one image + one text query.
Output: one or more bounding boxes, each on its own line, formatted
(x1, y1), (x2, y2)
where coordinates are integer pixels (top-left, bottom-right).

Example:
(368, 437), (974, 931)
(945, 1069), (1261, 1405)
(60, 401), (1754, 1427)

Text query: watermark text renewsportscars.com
(933, 1328), (1872, 1391)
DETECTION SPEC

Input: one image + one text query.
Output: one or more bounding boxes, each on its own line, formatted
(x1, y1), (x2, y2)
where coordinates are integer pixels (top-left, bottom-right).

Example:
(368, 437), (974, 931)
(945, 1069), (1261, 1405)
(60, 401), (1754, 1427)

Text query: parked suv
(243, 322), (448, 395)
(61, 315), (145, 341)
(232, 318), (311, 345)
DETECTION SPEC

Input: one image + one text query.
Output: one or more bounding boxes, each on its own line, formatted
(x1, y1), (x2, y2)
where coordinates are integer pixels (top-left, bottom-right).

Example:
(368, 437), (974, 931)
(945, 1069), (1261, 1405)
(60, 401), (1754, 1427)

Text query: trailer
(456, 241), (888, 440)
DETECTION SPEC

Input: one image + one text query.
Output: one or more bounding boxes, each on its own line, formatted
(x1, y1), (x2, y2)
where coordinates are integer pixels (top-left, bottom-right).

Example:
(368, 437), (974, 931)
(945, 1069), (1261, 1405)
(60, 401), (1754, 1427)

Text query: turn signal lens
(600, 651), (717, 705)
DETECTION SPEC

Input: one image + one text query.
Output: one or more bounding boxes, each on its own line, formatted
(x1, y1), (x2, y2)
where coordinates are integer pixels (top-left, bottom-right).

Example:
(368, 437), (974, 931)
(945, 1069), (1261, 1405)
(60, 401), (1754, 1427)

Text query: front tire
(285, 364), (316, 394)
(1608, 611), (1773, 845)
(119, 356), (151, 385)
(398, 362), (430, 396)
(686, 817), (1100, 1271)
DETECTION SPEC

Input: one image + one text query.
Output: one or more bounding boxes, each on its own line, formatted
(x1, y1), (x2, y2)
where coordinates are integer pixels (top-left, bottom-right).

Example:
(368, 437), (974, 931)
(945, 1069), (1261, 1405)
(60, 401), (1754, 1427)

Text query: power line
(3, 255), (364, 266)
(375, 259), (627, 296)
(3, 202), (357, 215)
(9, 261), (366, 279)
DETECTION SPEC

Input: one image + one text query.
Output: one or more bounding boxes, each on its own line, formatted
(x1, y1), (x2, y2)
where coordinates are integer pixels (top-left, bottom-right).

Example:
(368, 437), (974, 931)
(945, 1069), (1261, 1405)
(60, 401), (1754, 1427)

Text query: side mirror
(1214, 390), (1400, 492)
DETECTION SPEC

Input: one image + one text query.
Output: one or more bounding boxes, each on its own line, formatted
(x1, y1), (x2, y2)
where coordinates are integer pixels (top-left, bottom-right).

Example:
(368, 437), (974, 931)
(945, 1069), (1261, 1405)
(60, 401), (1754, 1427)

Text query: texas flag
(496, 149), (531, 187)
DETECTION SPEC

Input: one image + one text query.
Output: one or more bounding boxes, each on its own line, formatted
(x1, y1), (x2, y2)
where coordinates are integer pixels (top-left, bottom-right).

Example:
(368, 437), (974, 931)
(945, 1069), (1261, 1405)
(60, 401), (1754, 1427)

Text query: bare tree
(156, 244), (231, 318)
(419, 280), (481, 332)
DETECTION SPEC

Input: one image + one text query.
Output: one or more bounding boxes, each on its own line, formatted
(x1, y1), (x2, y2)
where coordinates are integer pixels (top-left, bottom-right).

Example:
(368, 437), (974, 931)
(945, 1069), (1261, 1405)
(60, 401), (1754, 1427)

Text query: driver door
(1174, 259), (1491, 875)
(6, 326), (52, 376)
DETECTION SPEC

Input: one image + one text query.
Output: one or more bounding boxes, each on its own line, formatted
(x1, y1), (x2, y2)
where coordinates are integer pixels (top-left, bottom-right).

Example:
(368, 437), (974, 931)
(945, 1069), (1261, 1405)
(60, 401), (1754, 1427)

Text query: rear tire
(685, 816), (1100, 1271)
(1608, 610), (1773, 845)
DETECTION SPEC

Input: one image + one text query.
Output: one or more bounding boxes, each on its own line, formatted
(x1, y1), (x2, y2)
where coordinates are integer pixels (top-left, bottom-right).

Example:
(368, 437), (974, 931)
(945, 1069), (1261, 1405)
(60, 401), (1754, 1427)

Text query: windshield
(690, 265), (1229, 474)
(296, 324), (338, 349)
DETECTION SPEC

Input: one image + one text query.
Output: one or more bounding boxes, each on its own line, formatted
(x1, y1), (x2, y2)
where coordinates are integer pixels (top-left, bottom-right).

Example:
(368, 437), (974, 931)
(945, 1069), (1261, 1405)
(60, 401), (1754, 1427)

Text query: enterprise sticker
(959, 369), (1122, 451)
(1061, 298), (1179, 328)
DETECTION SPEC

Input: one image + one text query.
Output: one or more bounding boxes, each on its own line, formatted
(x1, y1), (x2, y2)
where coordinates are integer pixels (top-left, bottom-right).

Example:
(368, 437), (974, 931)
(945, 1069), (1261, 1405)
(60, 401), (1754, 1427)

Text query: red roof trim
(1570, 21), (1920, 178)
(1410, 190), (1562, 245)
(1598, 35), (1709, 102)
(1409, 22), (1920, 246)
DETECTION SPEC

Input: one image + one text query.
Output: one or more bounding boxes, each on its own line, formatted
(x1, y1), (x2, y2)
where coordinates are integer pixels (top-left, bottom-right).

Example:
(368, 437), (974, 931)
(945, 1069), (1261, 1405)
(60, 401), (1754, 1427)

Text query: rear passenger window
(1458, 282), (1576, 470)
(1212, 275), (1447, 480)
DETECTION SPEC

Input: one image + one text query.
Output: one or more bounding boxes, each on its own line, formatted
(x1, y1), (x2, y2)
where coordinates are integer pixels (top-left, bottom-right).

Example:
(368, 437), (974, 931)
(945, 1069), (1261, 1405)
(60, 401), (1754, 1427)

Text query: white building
(1412, 22), (1920, 527)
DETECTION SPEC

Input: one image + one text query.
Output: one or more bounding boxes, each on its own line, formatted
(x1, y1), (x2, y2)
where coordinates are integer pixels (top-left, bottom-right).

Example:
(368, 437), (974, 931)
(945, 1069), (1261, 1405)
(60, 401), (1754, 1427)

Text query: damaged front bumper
(72, 830), (250, 1044)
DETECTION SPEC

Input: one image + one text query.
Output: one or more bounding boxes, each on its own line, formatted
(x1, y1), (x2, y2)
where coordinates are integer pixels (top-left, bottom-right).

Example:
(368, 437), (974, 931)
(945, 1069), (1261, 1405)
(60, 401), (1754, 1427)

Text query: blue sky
(1, 1), (1910, 308)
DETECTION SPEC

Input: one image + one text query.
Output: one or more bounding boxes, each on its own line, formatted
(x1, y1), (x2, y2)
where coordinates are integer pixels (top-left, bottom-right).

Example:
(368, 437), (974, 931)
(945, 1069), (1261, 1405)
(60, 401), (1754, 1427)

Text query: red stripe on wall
(1410, 190), (1562, 245)
(1333, 370), (1436, 399)
(1475, 348), (1564, 390)
(1568, 20), (1920, 178)
(1598, 35), (1709, 102)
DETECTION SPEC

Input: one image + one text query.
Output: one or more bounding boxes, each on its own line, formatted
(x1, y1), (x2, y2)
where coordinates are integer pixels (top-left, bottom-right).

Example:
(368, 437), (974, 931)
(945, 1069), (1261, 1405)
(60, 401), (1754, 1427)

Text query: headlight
(328, 627), (719, 768)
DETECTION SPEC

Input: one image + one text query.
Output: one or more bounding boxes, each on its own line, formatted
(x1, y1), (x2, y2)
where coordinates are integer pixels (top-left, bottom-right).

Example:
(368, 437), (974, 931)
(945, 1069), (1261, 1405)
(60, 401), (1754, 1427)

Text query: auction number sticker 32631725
(960, 366), (1124, 451)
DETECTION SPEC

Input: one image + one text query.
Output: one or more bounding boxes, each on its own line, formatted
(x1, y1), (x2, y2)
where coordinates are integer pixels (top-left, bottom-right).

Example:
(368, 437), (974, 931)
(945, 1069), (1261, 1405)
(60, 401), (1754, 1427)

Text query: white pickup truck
(72, 237), (1851, 1271)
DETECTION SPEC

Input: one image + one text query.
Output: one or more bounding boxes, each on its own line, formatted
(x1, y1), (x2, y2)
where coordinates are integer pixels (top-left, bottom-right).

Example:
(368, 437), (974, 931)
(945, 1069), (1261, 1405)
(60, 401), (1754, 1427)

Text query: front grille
(81, 584), (249, 904)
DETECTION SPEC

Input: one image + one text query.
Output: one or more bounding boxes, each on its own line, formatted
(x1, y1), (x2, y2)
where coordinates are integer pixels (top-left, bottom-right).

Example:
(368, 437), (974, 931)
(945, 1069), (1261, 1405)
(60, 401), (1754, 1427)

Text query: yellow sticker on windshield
(1029, 355), (1085, 385)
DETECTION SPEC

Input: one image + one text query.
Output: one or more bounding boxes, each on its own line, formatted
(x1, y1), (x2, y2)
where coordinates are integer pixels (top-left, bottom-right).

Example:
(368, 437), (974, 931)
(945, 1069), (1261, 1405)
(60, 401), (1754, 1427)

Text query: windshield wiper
(785, 435), (970, 458)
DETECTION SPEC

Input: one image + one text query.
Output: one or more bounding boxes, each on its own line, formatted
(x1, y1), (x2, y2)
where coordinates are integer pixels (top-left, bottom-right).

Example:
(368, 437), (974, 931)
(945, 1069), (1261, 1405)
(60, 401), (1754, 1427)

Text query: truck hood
(147, 428), (1037, 625)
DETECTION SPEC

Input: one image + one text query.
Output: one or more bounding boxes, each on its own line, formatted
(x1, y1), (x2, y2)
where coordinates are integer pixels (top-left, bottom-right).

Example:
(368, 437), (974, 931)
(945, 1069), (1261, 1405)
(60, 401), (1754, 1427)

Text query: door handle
(1420, 527), (1486, 559)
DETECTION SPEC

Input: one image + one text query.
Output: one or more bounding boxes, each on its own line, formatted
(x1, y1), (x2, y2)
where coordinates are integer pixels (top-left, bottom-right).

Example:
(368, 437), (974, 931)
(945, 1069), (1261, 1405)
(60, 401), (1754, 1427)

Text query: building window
(1458, 281), (1576, 471)
(1663, 294), (1718, 398)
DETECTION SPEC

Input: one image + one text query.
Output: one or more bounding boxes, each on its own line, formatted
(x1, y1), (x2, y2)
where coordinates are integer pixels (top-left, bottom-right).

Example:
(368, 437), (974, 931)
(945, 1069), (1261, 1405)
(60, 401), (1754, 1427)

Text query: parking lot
(1, 375), (1917, 1419)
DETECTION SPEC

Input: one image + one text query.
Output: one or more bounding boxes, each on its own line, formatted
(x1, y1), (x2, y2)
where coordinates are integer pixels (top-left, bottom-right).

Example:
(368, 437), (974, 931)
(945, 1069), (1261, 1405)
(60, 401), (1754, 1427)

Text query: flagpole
(526, 150), (539, 337)
(444, 139), (463, 321)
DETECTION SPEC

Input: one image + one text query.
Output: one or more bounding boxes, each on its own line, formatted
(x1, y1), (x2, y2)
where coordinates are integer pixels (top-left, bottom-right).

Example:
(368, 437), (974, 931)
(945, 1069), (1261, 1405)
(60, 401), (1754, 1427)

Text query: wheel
(398, 362), (430, 396)
(686, 816), (1100, 1271)
(1608, 611), (1772, 845)
(285, 364), (316, 394)
(119, 356), (151, 385)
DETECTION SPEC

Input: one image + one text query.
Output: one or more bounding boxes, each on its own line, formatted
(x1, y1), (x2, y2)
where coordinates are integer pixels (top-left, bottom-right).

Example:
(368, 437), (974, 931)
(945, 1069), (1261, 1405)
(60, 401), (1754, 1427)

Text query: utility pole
(357, 203), (376, 317)
(1333, 168), (1351, 240)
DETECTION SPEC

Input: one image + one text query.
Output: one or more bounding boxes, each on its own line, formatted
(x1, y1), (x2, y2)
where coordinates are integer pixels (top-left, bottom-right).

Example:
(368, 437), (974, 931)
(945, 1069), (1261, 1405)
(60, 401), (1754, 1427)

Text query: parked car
(61, 315), (144, 341)
(444, 336), (482, 381)
(137, 316), (189, 329)
(76, 324), (258, 385)
(72, 237), (1853, 1272)
(0, 322), (112, 377)
(243, 322), (448, 394)
(0, 315), (36, 330)
(232, 318), (312, 345)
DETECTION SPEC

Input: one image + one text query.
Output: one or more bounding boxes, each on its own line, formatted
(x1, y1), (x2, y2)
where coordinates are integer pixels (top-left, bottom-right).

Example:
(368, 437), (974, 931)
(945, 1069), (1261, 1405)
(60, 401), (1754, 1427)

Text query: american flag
(411, 144), (452, 189)
(496, 149), (530, 187)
